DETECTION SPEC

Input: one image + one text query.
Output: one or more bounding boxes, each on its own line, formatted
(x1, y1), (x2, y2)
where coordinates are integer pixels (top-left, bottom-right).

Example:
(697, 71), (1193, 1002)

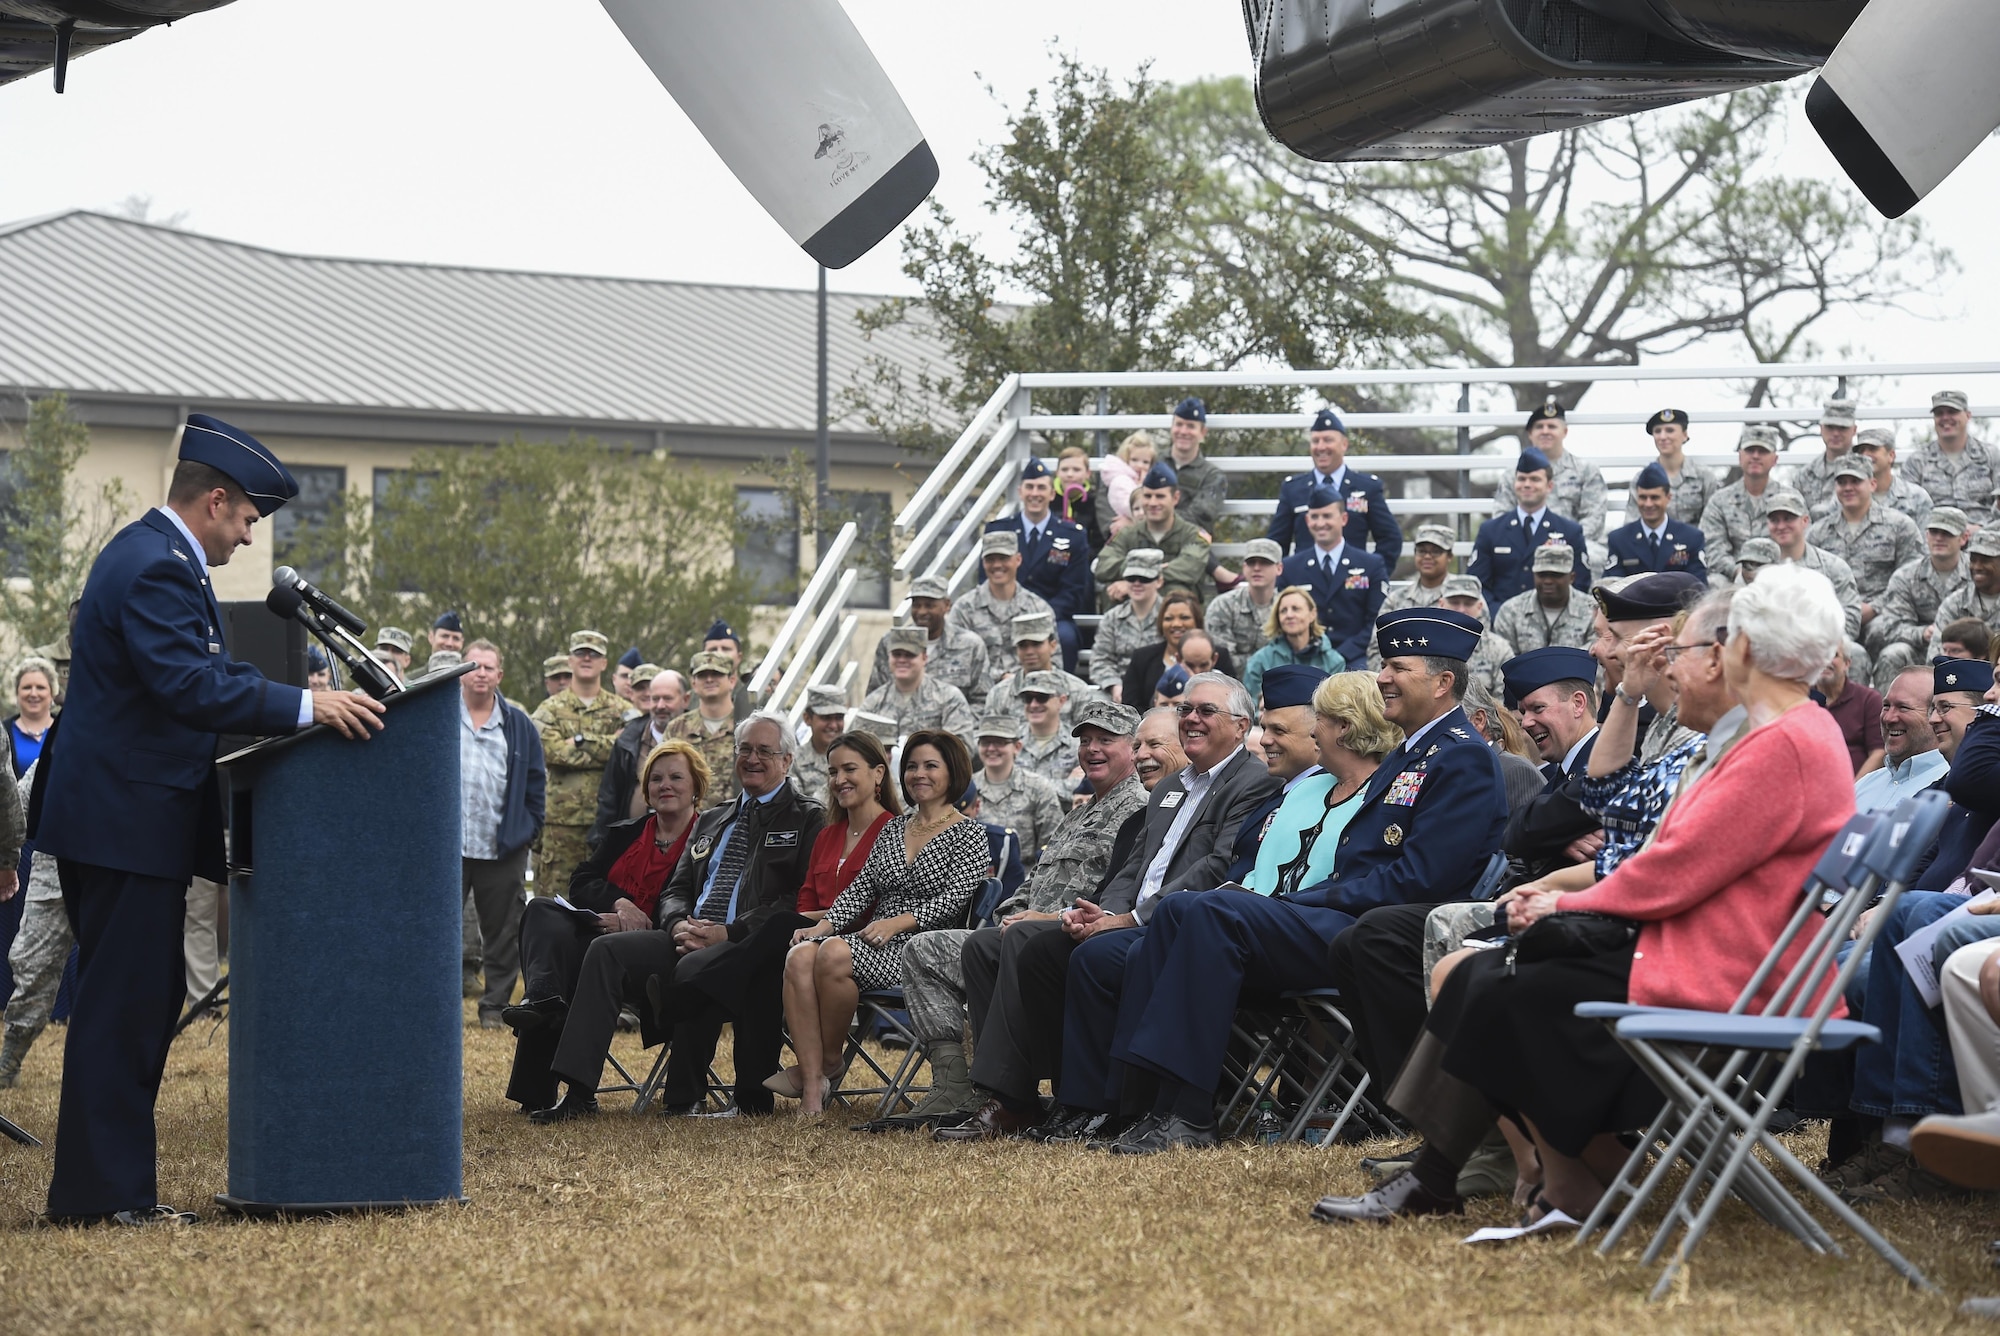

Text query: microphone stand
(268, 586), (403, 701)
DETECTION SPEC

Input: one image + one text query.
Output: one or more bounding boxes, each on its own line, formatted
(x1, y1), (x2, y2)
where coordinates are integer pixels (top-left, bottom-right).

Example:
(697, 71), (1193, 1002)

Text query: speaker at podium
(216, 661), (471, 1215)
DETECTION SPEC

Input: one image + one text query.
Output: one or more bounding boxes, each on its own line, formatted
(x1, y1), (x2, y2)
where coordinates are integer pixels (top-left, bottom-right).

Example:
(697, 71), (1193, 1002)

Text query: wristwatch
(1615, 684), (1642, 708)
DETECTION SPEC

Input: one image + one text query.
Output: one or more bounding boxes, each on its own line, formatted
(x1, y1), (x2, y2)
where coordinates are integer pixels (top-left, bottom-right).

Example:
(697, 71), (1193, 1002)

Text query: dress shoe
(1087, 1113), (1154, 1150)
(528, 1092), (599, 1124)
(1310, 1169), (1464, 1224)
(763, 1067), (806, 1098)
(933, 1097), (1035, 1142)
(1024, 1105), (1106, 1144)
(500, 997), (566, 1037)
(45, 1204), (200, 1228)
(1912, 1109), (2000, 1191)
(1111, 1114), (1217, 1155)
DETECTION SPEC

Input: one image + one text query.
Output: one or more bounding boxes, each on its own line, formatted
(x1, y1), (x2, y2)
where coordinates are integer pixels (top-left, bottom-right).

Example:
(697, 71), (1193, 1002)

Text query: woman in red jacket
(1317, 564), (1855, 1227)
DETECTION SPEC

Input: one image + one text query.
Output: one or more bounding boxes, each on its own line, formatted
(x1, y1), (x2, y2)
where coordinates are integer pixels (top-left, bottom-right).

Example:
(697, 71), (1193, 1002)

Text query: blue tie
(697, 806), (754, 923)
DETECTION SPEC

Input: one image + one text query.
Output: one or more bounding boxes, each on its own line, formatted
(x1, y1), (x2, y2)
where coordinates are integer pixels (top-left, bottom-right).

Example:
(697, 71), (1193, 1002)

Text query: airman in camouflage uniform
(530, 630), (623, 895)
(1493, 401), (1607, 555)
(867, 573), (992, 706)
(1203, 537), (1285, 663)
(861, 625), (978, 750)
(989, 611), (1102, 731)
(948, 531), (1054, 688)
(1366, 530), (1461, 670)
(1866, 508), (1972, 688)
(970, 715), (1067, 865)
(1820, 429), (1933, 527)
(664, 649), (745, 807)
(1092, 460), (1213, 598)
(1699, 426), (1784, 578)
(1786, 399), (1860, 516)
(1089, 548), (1167, 698)
(1901, 390), (1999, 527)
(1808, 456), (1924, 608)
(1928, 527), (2000, 645)
(1015, 669), (1081, 786)
(1490, 550), (1596, 652)
(1762, 487), (1866, 641)
(1163, 398), (1227, 533)
(789, 682), (848, 804)
(1431, 575), (1519, 697)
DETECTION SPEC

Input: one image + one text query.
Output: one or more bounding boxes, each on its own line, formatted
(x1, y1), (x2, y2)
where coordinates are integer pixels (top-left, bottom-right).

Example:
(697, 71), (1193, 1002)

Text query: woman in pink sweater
(1313, 566), (1854, 1228)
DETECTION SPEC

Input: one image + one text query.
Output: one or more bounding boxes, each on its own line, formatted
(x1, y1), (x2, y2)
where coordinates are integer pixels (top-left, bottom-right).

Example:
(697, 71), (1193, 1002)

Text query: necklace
(908, 809), (955, 836)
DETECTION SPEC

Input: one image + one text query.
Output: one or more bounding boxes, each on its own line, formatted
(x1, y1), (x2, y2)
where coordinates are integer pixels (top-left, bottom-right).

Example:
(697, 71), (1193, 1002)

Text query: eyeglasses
(1172, 702), (1244, 721)
(1928, 700), (1976, 719)
(735, 745), (787, 761)
(1659, 639), (1720, 663)
(1020, 693), (1055, 704)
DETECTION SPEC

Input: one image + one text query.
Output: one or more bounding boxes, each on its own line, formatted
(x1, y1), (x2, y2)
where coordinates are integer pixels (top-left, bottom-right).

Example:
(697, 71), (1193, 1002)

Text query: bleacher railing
(749, 519), (862, 722)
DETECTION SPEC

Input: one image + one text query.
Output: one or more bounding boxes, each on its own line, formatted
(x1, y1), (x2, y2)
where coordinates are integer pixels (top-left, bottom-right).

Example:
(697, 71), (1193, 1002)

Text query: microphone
(265, 583), (402, 701)
(272, 565), (366, 637)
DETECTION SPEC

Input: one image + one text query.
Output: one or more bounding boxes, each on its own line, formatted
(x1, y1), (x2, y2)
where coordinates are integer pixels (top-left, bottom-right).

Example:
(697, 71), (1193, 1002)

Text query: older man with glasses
(1856, 667), (1949, 812)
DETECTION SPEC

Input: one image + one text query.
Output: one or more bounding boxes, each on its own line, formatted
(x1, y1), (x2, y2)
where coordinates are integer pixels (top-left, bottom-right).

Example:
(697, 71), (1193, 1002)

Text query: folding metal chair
(1216, 998), (1301, 1138)
(829, 989), (931, 1118)
(1572, 793), (1949, 1300)
(600, 1045), (732, 1113)
(1278, 989), (1403, 1145)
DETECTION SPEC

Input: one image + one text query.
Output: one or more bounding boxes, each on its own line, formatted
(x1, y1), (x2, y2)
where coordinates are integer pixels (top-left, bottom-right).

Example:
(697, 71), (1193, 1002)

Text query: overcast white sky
(4, 0), (1997, 455)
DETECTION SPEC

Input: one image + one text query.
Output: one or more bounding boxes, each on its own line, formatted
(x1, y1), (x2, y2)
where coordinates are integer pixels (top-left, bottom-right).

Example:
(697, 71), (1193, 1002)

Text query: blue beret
(704, 621), (740, 645)
(433, 610), (463, 633)
(1021, 458), (1052, 481)
(1377, 607), (1482, 663)
(1934, 656), (1995, 697)
(1306, 483), (1342, 510)
(1311, 408), (1345, 434)
(1595, 571), (1704, 623)
(1516, 447), (1553, 476)
(179, 414), (298, 516)
(1142, 461), (1180, 491)
(1260, 663), (1330, 709)
(1633, 461), (1672, 492)
(1501, 646), (1599, 710)
(618, 646), (643, 669)
(1173, 396), (1206, 423)
(1155, 663), (1190, 699)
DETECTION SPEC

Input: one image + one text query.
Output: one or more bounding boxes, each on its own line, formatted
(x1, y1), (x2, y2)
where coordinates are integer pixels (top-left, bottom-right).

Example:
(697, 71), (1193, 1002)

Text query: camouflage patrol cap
(804, 683), (848, 716)
(1925, 506), (1971, 535)
(848, 710), (900, 742)
(885, 625), (929, 655)
(974, 714), (1023, 741)
(1018, 669), (1069, 697)
(1123, 548), (1165, 580)
(1829, 455), (1872, 483)
(1969, 529), (2000, 558)
(423, 649), (462, 674)
(375, 626), (412, 653)
(542, 654), (572, 677)
(1240, 538), (1283, 565)
(690, 650), (734, 677)
(1440, 574), (1485, 600)
(1012, 611), (1057, 643)
(1761, 488), (1809, 518)
(1413, 524), (1456, 552)
(1532, 543), (1576, 574)
(1934, 390), (1971, 414)
(1071, 698), (1141, 738)
(1737, 538), (1781, 568)
(630, 662), (665, 688)
(569, 629), (609, 656)
(907, 573), (952, 600)
(1738, 425), (1782, 453)
(1855, 428), (1897, 451)
(981, 531), (1020, 558)
(1821, 399), (1858, 428)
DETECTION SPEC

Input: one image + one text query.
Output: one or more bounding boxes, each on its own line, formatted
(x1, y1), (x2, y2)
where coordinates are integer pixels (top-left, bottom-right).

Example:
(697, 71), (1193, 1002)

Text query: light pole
(815, 264), (830, 560)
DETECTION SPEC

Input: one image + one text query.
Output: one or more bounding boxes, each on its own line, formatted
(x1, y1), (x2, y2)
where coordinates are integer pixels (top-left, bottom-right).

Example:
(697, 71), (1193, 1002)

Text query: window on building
(272, 464), (346, 584)
(735, 486), (800, 602)
(0, 450), (21, 579)
(830, 489), (893, 610)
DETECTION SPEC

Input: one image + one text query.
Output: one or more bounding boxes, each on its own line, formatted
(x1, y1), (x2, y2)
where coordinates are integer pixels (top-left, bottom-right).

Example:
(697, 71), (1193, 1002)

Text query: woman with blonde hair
(5, 657), (57, 777)
(1243, 586), (1346, 705)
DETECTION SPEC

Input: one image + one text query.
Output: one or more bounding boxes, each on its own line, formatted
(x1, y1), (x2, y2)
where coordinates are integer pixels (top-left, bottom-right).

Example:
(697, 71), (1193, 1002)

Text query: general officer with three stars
(1267, 408), (1403, 569)
(31, 415), (385, 1227)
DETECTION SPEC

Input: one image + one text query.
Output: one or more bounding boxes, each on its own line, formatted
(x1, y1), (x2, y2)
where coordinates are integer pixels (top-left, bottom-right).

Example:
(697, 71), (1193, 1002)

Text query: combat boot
(0, 1030), (31, 1089)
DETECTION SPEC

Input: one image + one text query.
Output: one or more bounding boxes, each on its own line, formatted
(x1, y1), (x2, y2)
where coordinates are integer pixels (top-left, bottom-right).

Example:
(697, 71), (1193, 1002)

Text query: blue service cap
(1934, 656), (1995, 697)
(1142, 461), (1180, 491)
(1306, 483), (1342, 510)
(1311, 408), (1344, 434)
(1173, 396), (1206, 423)
(1021, 457), (1052, 481)
(1261, 663), (1330, 709)
(179, 414), (298, 516)
(1376, 607), (1482, 663)
(618, 646), (643, 669)
(306, 645), (330, 672)
(1501, 646), (1599, 710)
(955, 777), (981, 812)
(434, 610), (462, 633)
(1633, 461), (1672, 492)
(1516, 446), (1554, 477)
(1155, 663), (1190, 699)
(704, 620), (740, 646)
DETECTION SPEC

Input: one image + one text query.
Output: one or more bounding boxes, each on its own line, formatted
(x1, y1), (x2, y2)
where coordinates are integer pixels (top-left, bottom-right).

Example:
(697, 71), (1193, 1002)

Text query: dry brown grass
(0, 1007), (1995, 1334)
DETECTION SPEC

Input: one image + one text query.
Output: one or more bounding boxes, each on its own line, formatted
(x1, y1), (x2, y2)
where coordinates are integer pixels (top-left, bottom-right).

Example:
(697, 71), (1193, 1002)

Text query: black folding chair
(829, 989), (931, 1118)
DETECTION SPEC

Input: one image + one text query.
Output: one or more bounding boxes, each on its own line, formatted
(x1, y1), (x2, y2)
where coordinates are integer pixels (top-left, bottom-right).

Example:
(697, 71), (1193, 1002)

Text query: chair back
(1468, 850), (1510, 902)
(1862, 789), (1952, 886)
(967, 877), (1005, 929)
(1724, 813), (1876, 1018)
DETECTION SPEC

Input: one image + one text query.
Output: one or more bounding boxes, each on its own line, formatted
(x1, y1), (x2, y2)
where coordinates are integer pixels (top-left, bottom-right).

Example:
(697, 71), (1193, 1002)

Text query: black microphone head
(265, 584), (304, 618)
(272, 565), (301, 589)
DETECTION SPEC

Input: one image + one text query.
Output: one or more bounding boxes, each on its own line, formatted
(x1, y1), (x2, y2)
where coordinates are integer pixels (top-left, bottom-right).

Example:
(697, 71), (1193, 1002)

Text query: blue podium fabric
(225, 676), (463, 1209)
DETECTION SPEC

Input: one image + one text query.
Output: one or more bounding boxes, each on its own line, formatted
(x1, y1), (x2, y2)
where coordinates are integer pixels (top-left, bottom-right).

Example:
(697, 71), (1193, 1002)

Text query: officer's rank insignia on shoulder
(1448, 727), (1471, 740)
(172, 547), (189, 561)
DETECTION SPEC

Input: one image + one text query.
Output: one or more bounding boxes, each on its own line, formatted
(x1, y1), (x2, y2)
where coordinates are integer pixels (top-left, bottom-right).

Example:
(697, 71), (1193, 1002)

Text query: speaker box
(220, 600), (307, 689)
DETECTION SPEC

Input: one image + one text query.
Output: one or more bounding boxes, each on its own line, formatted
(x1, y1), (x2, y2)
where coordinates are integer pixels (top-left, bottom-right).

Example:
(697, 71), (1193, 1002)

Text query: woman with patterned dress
(774, 731), (986, 1114)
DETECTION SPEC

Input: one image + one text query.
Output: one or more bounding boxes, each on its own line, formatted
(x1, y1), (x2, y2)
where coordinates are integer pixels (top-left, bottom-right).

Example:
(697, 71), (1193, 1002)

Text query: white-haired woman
(1321, 565), (1857, 1226)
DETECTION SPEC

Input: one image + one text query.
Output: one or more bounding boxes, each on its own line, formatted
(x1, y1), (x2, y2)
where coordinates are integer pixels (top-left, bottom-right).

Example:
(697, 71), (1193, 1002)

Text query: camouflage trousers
(1421, 902), (1498, 1005)
(535, 823), (593, 899)
(4, 897), (74, 1044)
(1870, 641), (1925, 693)
(902, 928), (975, 1044)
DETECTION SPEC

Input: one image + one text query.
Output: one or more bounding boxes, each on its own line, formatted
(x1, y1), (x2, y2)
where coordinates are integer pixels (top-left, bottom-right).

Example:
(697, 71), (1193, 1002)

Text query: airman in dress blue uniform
(1604, 460), (1708, 581)
(32, 415), (383, 1225)
(1268, 409), (1403, 568)
(984, 458), (1093, 670)
(1278, 484), (1390, 666)
(1469, 447), (1592, 610)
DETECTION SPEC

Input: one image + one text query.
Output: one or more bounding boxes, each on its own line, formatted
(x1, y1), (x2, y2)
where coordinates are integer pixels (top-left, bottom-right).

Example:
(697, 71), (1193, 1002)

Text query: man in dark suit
(936, 672), (1280, 1141)
(1604, 461), (1708, 581)
(1279, 484), (1390, 667)
(1497, 646), (1604, 883)
(34, 415), (385, 1226)
(984, 459), (1093, 671)
(1268, 409), (1403, 568)
(1469, 448), (1591, 609)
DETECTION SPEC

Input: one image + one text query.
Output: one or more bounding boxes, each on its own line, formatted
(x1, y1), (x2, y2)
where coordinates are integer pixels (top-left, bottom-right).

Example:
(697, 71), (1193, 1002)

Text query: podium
(215, 665), (471, 1214)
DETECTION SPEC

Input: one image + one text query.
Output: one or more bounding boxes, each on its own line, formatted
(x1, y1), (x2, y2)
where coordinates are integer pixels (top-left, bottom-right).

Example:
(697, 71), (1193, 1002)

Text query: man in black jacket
(531, 713), (823, 1122)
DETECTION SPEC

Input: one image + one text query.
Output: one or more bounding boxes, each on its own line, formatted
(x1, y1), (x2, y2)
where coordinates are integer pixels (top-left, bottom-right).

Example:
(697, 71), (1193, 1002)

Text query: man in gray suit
(935, 672), (1280, 1142)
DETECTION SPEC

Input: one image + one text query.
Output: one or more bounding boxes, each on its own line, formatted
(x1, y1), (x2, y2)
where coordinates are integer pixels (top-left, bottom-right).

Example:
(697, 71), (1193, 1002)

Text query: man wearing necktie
(1605, 460), (1708, 581)
(1268, 408), (1403, 568)
(984, 460), (1093, 672)
(1496, 646), (1605, 885)
(1278, 484), (1389, 667)
(1469, 447), (1591, 609)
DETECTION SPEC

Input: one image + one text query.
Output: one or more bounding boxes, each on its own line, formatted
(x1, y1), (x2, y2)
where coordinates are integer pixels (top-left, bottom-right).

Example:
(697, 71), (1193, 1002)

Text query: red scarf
(607, 814), (690, 917)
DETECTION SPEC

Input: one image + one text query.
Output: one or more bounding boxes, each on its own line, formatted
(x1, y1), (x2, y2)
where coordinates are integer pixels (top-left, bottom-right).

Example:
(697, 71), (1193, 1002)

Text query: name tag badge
(1344, 572), (1370, 590)
(1161, 790), (1185, 809)
(764, 830), (798, 847)
(1494, 547), (1513, 555)
(1293, 504), (1309, 514)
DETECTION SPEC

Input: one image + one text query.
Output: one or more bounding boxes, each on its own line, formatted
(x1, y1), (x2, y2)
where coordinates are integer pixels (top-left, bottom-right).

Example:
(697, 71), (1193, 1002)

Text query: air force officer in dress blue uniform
(1469, 447), (1592, 610)
(1603, 460), (1708, 582)
(34, 416), (385, 1226)
(1267, 409), (1403, 569)
(984, 459), (1092, 671)
(1279, 484), (1389, 667)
